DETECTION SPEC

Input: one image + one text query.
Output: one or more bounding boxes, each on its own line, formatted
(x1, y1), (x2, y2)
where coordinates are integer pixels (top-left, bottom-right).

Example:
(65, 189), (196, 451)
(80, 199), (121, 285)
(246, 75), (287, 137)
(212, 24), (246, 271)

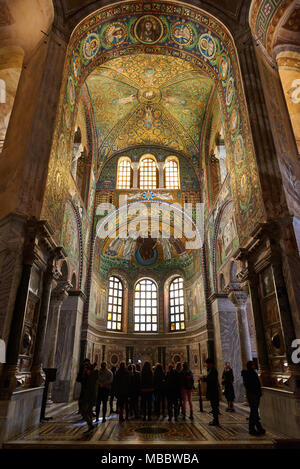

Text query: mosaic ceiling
(85, 54), (216, 159)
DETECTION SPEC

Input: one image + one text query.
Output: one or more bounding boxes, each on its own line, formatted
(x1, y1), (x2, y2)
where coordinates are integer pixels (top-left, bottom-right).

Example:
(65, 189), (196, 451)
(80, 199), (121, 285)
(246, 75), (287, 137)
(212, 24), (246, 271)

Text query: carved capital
(225, 283), (248, 307)
(50, 280), (72, 304)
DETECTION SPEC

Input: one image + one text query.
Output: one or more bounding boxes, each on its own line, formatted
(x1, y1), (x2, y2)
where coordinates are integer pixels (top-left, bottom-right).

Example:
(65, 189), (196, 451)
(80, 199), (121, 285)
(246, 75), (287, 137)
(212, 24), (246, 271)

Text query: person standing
(115, 362), (130, 422)
(203, 358), (220, 426)
(222, 362), (235, 412)
(128, 364), (141, 419)
(153, 363), (166, 418)
(76, 358), (91, 415)
(242, 361), (266, 435)
(175, 362), (183, 415)
(79, 362), (98, 431)
(109, 366), (117, 414)
(181, 362), (194, 420)
(166, 364), (179, 422)
(140, 361), (154, 421)
(95, 362), (113, 423)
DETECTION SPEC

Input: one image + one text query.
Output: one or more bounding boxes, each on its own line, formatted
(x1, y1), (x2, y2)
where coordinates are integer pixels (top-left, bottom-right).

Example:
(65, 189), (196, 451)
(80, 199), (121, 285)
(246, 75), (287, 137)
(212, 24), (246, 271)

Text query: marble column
(31, 248), (64, 388)
(43, 281), (72, 369)
(227, 286), (252, 369)
(132, 163), (139, 189)
(158, 162), (165, 189)
(209, 293), (244, 402)
(52, 290), (85, 402)
(243, 275), (270, 383)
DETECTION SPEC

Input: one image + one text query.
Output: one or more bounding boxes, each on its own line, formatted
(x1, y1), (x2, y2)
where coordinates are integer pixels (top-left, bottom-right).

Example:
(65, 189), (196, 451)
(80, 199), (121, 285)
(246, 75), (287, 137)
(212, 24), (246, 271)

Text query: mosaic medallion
(72, 52), (81, 78)
(63, 104), (71, 130)
(198, 32), (216, 59)
(57, 134), (66, 159)
(234, 135), (244, 164)
(68, 76), (75, 106)
(82, 33), (100, 61)
(171, 22), (193, 46)
(105, 23), (127, 46)
(138, 87), (162, 104)
(230, 105), (239, 134)
(134, 15), (164, 44)
(240, 173), (249, 200)
(219, 53), (230, 81)
(226, 77), (235, 106)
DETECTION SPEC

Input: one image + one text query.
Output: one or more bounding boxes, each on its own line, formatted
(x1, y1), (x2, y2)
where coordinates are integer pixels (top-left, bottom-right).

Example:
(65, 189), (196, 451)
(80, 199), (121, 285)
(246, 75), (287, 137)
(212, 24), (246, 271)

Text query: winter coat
(204, 366), (220, 401)
(115, 368), (131, 398)
(242, 369), (262, 398)
(222, 369), (235, 402)
(140, 370), (154, 392)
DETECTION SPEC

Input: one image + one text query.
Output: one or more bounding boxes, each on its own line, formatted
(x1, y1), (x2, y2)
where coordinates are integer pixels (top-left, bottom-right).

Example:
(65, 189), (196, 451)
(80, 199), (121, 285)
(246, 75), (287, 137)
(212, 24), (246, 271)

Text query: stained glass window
(169, 277), (185, 331)
(117, 158), (131, 189)
(134, 279), (158, 332)
(165, 159), (179, 189)
(107, 276), (123, 331)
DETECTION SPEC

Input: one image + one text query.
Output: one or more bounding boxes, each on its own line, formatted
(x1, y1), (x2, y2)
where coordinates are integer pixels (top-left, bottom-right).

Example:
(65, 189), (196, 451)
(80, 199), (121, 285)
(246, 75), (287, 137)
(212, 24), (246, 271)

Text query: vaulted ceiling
(85, 54), (217, 159)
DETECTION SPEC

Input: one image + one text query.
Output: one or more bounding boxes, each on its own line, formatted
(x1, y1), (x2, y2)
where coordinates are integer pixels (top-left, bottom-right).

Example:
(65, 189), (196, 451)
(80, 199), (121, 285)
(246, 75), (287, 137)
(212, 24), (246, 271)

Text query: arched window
(165, 157), (180, 189)
(134, 279), (158, 332)
(139, 154), (157, 189)
(107, 276), (123, 331)
(117, 157), (132, 189)
(169, 276), (185, 331)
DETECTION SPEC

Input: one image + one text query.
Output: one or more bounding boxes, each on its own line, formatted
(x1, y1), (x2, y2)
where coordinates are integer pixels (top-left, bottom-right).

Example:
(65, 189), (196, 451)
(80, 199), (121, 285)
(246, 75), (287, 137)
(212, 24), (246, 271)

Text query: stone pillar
(43, 281), (72, 369)
(243, 275), (270, 384)
(132, 163), (139, 189)
(209, 293), (244, 402)
(158, 162), (164, 189)
(31, 248), (65, 388)
(235, 30), (289, 219)
(227, 286), (252, 369)
(52, 290), (85, 403)
(0, 26), (68, 219)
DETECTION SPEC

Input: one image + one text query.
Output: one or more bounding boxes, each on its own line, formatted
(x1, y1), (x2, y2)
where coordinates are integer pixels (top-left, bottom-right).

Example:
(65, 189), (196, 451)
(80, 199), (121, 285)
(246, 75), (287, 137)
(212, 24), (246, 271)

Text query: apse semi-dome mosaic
(42, 1), (265, 246)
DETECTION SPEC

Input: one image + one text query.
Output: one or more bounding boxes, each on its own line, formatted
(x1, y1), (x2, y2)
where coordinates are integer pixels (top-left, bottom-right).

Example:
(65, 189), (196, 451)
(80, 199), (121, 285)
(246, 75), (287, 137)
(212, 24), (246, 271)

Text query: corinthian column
(226, 285), (252, 369)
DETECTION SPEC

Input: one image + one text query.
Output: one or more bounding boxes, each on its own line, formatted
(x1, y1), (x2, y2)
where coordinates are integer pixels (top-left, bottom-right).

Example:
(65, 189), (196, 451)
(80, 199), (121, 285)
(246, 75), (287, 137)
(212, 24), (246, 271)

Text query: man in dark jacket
(115, 362), (130, 422)
(203, 358), (220, 426)
(95, 362), (113, 423)
(242, 361), (266, 435)
(166, 364), (180, 422)
(79, 362), (98, 431)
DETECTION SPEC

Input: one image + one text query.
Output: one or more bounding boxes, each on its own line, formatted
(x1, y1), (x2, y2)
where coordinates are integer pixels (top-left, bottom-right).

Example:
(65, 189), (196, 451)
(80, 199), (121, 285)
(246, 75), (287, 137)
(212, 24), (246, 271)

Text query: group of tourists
(76, 357), (265, 436)
(76, 360), (194, 431)
(204, 358), (266, 436)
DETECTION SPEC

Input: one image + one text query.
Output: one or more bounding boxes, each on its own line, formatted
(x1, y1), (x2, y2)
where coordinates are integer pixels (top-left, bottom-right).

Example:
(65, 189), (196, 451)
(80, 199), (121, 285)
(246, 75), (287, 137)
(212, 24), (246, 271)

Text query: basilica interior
(0, 0), (300, 449)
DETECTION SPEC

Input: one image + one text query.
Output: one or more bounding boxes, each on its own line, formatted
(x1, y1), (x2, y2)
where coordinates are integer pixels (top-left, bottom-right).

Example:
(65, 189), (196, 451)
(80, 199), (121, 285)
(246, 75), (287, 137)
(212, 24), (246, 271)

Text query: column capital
(225, 284), (248, 307)
(51, 280), (72, 304)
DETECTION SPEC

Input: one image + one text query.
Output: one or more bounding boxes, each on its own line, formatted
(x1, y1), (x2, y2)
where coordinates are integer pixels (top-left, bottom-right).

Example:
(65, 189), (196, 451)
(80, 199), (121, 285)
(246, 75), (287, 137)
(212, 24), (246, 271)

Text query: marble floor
(4, 401), (286, 449)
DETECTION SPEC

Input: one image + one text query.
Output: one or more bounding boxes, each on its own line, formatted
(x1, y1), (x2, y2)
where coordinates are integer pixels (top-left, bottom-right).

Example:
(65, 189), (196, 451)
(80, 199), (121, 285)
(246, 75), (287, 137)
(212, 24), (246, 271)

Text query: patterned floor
(5, 402), (283, 448)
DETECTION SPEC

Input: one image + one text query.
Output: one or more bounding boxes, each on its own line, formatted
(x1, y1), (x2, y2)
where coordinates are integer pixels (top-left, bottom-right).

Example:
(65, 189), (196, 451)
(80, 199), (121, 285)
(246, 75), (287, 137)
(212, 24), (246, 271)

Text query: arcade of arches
(0, 0), (300, 446)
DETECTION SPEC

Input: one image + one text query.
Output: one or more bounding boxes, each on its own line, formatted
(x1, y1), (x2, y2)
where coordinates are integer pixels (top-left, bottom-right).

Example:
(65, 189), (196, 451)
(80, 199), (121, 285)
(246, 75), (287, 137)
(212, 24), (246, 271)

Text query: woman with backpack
(181, 362), (194, 420)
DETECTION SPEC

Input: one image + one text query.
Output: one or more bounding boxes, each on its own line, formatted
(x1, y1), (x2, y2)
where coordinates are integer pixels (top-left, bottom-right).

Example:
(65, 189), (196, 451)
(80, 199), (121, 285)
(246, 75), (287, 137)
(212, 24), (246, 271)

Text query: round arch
(41, 0), (265, 247)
